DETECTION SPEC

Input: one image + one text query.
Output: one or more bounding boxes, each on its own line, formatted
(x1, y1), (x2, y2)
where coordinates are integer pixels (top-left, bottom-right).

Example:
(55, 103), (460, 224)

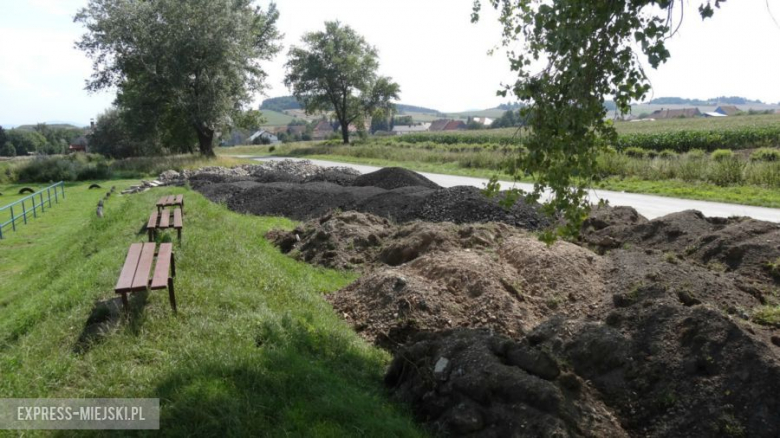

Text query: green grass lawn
(0, 181), (423, 436)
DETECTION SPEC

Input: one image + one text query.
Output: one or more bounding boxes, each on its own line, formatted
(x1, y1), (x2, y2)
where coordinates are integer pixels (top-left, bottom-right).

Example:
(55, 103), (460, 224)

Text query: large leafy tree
(285, 21), (400, 144)
(473, 0), (723, 240)
(75, 0), (282, 156)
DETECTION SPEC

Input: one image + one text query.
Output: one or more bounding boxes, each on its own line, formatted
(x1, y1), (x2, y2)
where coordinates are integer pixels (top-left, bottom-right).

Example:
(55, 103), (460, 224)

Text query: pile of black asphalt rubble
(190, 163), (549, 229)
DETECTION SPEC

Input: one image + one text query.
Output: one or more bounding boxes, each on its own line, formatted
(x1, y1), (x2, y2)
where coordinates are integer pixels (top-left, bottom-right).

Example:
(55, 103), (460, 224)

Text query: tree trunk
(340, 121), (349, 144)
(196, 126), (215, 157)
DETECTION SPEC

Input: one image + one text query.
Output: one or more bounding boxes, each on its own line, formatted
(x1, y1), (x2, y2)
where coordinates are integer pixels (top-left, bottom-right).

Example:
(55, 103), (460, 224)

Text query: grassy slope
(259, 110), (296, 126)
(0, 181), (423, 436)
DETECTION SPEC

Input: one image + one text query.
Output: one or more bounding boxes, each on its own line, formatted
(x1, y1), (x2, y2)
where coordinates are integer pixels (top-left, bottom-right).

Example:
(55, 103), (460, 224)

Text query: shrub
(623, 147), (647, 158)
(659, 149), (678, 159)
(707, 158), (744, 186)
(16, 154), (113, 183)
(645, 150), (659, 159)
(686, 149), (706, 160)
(0, 142), (16, 157)
(711, 149), (735, 162)
(750, 148), (780, 162)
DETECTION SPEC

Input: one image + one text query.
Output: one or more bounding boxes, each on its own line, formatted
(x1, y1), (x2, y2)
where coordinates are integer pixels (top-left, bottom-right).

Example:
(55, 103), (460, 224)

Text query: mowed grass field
(0, 181), (423, 436)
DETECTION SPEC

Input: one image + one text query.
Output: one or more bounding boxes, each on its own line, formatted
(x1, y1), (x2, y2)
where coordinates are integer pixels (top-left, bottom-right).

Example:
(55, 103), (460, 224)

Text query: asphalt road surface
(250, 156), (780, 222)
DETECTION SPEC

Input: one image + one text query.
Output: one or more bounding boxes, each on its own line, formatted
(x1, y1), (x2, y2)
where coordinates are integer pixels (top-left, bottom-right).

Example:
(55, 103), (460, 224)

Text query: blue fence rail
(0, 182), (66, 239)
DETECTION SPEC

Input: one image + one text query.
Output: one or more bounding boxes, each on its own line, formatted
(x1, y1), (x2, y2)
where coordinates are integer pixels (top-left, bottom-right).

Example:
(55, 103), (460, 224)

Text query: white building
(391, 122), (432, 135)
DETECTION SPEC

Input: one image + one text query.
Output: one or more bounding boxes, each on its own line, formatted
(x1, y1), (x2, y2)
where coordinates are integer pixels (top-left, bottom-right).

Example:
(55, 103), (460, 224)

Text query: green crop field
(387, 113), (780, 151)
(0, 180), (423, 436)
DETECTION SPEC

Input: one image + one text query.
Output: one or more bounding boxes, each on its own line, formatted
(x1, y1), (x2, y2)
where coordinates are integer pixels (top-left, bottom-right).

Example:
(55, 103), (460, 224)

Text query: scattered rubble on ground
(120, 179), (163, 194)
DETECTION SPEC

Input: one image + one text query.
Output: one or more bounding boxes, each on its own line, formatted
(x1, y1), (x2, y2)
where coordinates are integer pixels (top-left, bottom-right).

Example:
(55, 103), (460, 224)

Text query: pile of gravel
(352, 167), (440, 190)
(187, 161), (550, 229)
(159, 159), (361, 185)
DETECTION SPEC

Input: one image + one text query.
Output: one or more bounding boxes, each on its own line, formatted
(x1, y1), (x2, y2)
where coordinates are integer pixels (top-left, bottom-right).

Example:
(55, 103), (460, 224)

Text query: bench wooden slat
(151, 243), (173, 290)
(115, 243), (144, 293)
(173, 208), (183, 229)
(156, 196), (167, 207)
(174, 194), (183, 205)
(130, 243), (156, 291)
(159, 208), (170, 228)
(167, 195), (176, 205)
(147, 210), (159, 230)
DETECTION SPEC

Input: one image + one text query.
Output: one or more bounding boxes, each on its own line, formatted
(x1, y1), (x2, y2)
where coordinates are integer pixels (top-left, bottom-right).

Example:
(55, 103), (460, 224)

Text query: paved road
(248, 156), (780, 222)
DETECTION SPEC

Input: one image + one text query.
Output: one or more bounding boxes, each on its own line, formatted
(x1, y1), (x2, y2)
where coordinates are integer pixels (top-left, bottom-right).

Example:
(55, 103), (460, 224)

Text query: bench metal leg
(148, 228), (154, 242)
(177, 229), (181, 243)
(171, 252), (176, 277)
(168, 278), (177, 313)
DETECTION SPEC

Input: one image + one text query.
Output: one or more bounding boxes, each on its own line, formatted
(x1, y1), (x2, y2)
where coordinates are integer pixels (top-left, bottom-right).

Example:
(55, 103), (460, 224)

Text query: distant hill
(12, 123), (83, 131)
(396, 104), (442, 115)
(647, 96), (765, 106)
(260, 96), (302, 113)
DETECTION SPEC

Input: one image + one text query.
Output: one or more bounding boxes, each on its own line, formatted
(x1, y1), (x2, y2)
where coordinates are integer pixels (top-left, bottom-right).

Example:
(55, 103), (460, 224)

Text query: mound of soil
(387, 264), (780, 437)
(328, 252), (535, 350)
(200, 180), (548, 229)
(582, 207), (780, 293)
(417, 186), (550, 229)
(325, 225), (610, 350)
(378, 221), (513, 266)
(386, 328), (627, 437)
(197, 180), (262, 204)
(303, 168), (360, 186)
(352, 167), (440, 190)
(267, 211), (394, 270)
(226, 182), (386, 221)
(527, 292), (780, 437)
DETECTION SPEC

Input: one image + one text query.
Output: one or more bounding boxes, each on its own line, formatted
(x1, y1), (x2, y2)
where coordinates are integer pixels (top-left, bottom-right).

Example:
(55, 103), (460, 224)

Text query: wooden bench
(114, 242), (177, 312)
(156, 195), (184, 214)
(147, 207), (183, 241)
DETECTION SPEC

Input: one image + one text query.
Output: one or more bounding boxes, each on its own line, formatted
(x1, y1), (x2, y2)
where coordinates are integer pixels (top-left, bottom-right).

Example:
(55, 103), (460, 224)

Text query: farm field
(0, 181), (423, 436)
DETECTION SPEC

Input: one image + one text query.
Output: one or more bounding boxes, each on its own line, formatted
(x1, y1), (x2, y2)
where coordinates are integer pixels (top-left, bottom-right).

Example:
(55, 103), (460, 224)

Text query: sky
(1, 0), (779, 127)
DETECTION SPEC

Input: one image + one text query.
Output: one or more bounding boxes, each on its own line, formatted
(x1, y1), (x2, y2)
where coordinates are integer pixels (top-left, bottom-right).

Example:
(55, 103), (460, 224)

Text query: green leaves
(75, 0), (282, 156)
(284, 22), (400, 144)
(472, 0), (720, 239)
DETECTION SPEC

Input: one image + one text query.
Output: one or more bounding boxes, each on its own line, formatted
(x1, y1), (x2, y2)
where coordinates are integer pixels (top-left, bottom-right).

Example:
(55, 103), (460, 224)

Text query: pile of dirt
(415, 186), (549, 229)
(314, 215), (607, 349)
(352, 167), (440, 190)
(389, 292), (780, 437)
(386, 328), (627, 437)
(582, 207), (780, 292)
(186, 161), (550, 228)
(266, 211), (394, 270)
(267, 206), (780, 436)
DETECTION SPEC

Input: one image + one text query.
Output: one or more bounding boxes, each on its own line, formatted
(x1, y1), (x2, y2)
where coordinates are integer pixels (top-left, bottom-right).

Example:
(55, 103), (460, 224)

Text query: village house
(649, 108), (701, 119)
(391, 122), (431, 135)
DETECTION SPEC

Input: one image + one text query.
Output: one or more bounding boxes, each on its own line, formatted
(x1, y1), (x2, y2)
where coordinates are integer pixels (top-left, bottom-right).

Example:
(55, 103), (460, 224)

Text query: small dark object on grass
(88, 184), (102, 189)
(18, 187), (35, 194)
